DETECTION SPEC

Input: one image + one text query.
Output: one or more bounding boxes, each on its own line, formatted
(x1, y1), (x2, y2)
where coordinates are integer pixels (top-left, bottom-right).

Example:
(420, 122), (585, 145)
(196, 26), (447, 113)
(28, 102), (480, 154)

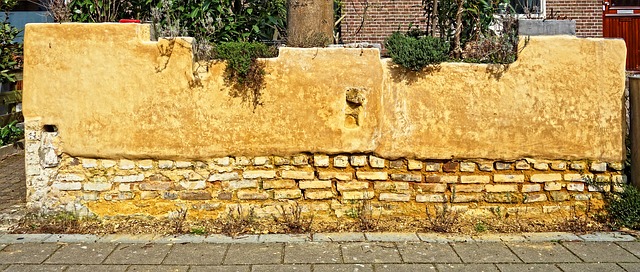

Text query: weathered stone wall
(22, 23), (627, 219)
(24, 147), (624, 219)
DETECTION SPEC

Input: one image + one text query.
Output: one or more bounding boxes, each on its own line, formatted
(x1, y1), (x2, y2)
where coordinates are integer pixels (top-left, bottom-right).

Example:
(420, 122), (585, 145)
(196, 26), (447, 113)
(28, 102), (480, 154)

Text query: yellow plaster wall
(23, 23), (627, 162)
(378, 36), (628, 161)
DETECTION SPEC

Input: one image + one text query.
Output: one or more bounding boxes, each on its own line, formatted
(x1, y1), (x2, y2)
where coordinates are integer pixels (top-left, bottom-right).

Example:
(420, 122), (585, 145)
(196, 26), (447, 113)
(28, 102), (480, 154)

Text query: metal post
(630, 75), (640, 188)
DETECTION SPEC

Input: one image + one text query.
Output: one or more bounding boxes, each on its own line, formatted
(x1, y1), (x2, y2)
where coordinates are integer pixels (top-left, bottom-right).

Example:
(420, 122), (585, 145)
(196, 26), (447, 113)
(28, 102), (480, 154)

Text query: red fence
(604, 4), (640, 71)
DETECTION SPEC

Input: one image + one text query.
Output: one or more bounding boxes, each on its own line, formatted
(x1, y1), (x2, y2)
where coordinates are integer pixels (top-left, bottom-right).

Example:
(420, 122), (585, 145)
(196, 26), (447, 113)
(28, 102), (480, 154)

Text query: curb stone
(0, 232), (634, 244)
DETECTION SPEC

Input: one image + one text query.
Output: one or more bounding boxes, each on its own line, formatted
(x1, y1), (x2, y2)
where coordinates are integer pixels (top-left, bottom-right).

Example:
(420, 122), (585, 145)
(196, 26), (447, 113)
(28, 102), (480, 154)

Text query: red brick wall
(545, 0), (602, 38)
(340, 0), (603, 45)
(341, 0), (426, 45)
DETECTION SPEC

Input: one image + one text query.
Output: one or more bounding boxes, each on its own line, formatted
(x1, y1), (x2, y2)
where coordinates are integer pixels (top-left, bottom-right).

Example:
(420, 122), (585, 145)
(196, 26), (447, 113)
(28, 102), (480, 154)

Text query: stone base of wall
(25, 121), (623, 221)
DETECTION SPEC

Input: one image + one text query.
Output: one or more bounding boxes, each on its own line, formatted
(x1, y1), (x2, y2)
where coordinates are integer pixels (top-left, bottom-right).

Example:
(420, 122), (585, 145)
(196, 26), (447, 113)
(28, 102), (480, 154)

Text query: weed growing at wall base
(586, 177), (640, 230)
(218, 205), (257, 237)
(604, 184), (640, 230)
(274, 204), (313, 233)
(425, 204), (460, 232)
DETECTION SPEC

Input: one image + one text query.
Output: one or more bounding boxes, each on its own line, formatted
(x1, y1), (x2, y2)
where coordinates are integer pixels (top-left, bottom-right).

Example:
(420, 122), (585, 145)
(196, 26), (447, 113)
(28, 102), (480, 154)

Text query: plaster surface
(23, 24), (627, 161)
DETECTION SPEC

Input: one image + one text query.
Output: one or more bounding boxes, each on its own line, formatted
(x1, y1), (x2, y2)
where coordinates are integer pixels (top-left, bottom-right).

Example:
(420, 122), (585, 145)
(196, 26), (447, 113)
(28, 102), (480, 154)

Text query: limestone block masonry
(22, 23), (627, 220)
(24, 149), (624, 218)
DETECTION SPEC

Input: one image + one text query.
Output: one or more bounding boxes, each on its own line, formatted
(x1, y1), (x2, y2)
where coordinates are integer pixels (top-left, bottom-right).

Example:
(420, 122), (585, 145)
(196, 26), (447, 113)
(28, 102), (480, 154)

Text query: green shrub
(384, 31), (449, 71)
(0, 121), (23, 146)
(151, 0), (286, 43)
(68, 0), (153, 22)
(213, 42), (276, 85)
(604, 183), (640, 230)
(212, 42), (277, 110)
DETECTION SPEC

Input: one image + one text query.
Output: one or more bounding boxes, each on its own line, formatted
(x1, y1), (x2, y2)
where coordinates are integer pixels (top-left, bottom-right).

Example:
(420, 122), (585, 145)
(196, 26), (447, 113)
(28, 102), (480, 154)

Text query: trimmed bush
(384, 31), (449, 71)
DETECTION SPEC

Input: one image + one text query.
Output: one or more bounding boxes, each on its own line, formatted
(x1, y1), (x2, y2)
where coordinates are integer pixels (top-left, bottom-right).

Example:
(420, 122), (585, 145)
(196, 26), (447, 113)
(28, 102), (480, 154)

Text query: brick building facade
(340, 0), (603, 46)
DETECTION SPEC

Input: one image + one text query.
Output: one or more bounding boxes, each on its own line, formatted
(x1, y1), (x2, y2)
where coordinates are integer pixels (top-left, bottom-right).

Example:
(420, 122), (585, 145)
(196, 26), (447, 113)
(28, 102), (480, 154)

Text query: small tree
(0, 0), (21, 84)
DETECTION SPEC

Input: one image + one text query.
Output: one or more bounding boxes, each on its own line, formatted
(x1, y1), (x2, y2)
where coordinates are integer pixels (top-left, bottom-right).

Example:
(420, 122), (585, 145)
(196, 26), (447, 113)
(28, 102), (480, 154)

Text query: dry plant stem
(426, 204), (459, 232)
(89, 0), (122, 22)
(274, 204), (313, 233)
(452, 0), (464, 59)
(40, 0), (71, 22)
(219, 205), (256, 238)
(352, 0), (370, 37)
(357, 200), (380, 231)
(172, 208), (188, 234)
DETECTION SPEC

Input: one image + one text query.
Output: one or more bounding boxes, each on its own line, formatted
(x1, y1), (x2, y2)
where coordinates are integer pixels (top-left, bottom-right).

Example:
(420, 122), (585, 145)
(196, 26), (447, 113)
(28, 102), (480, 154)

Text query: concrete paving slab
(312, 264), (373, 272)
(4, 264), (67, 272)
(152, 234), (206, 244)
(523, 232), (582, 242)
(374, 263), (437, 272)
(618, 263), (640, 272)
(103, 243), (172, 265)
(579, 232), (636, 242)
(284, 242), (342, 264)
(556, 263), (626, 272)
(562, 242), (640, 263)
(188, 265), (251, 272)
(44, 234), (101, 243)
(495, 263), (562, 272)
(127, 265), (189, 271)
(396, 242), (462, 263)
(0, 243), (60, 264)
(417, 233), (473, 243)
(0, 234), (52, 243)
(203, 234), (259, 243)
(364, 232), (419, 242)
(44, 243), (117, 264)
(340, 242), (402, 264)
(451, 243), (521, 263)
(98, 234), (157, 243)
(65, 265), (128, 272)
(252, 264), (311, 272)
(224, 243), (283, 265)
(162, 243), (227, 265)
(506, 242), (581, 263)
(258, 234), (311, 243)
(435, 263), (499, 272)
(617, 242), (640, 258)
(312, 232), (366, 242)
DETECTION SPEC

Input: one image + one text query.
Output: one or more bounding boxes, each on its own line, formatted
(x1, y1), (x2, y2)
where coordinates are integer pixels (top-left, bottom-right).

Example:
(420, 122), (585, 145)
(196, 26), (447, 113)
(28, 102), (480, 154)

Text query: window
(509, 0), (543, 15)
(611, 0), (640, 7)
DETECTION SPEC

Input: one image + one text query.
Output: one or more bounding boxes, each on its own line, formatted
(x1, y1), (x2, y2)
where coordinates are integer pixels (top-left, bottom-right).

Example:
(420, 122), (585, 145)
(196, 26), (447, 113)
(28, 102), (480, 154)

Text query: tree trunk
(287, 0), (334, 47)
(431, 0), (438, 36)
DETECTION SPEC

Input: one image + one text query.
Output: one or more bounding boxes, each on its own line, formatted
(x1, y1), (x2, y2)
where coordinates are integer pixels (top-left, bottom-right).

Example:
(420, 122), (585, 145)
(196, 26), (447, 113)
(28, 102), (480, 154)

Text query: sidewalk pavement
(0, 232), (637, 272)
(1, 152), (640, 271)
